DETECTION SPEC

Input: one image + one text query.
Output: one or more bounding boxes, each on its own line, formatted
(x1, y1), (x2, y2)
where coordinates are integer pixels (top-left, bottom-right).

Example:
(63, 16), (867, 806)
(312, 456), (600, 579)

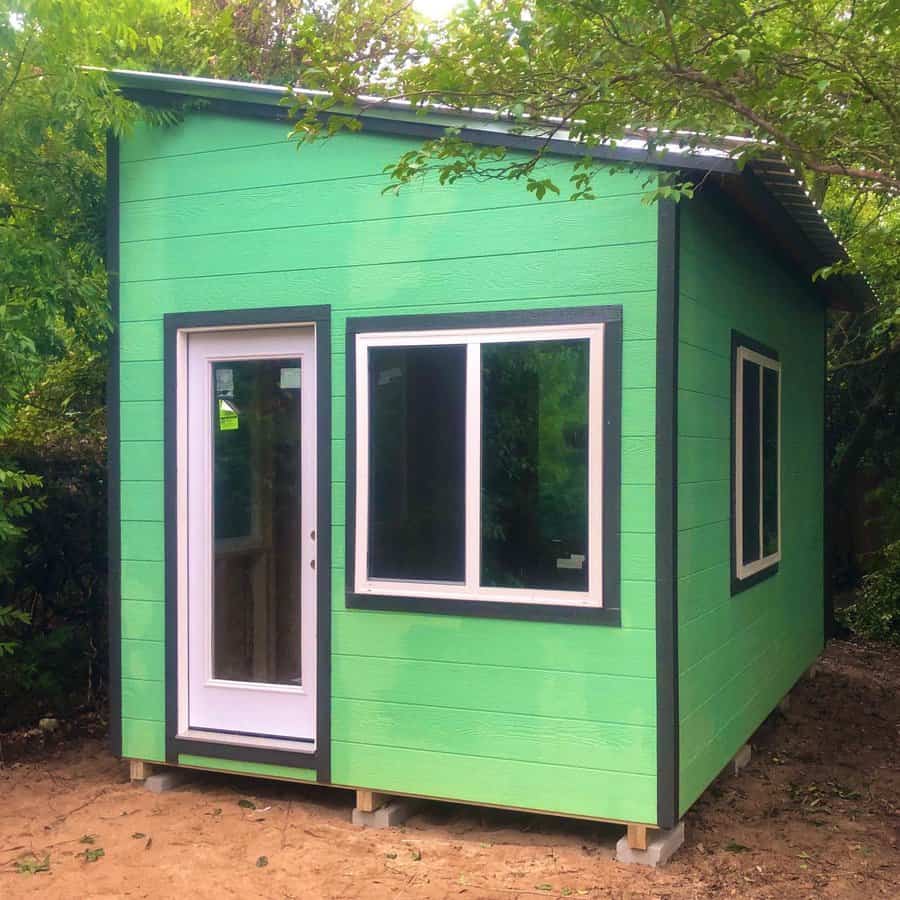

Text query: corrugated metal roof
(100, 68), (875, 311)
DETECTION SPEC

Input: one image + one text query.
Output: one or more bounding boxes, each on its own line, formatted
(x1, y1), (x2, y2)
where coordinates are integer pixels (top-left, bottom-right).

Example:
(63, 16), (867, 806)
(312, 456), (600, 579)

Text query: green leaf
(725, 841), (751, 853)
(15, 855), (50, 875)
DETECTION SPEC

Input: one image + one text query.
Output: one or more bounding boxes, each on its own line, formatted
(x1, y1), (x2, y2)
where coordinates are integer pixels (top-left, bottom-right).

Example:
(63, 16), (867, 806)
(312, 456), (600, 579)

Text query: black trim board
(687, 176), (861, 315)
(163, 305), (332, 780)
(729, 330), (780, 596)
(106, 132), (122, 758)
(120, 87), (736, 176)
(731, 330), (779, 365)
(344, 305), (623, 626)
(655, 199), (679, 829)
(823, 317), (833, 641)
(717, 167), (868, 313)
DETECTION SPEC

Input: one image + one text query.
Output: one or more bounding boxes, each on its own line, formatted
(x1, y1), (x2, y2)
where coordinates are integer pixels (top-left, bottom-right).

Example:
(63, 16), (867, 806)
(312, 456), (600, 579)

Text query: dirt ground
(1, 639), (898, 899)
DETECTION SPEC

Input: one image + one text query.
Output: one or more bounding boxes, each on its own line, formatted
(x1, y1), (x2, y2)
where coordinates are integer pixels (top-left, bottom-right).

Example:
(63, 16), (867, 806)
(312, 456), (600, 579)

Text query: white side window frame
(354, 322), (605, 609)
(734, 344), (782, 581)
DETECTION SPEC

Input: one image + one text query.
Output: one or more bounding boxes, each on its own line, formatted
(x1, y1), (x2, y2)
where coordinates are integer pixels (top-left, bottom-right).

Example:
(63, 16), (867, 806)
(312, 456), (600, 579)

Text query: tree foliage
(2, 2), (158, 550)
(1, 0), (899, 720)
(284, 0), (900, 618)
(0, 0), (244, 716)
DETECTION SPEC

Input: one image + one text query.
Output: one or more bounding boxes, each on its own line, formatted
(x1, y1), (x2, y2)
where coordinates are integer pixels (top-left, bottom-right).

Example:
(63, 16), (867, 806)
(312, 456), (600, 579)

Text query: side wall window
(345, 308), (623, 623)
(732, 332), (781, 591)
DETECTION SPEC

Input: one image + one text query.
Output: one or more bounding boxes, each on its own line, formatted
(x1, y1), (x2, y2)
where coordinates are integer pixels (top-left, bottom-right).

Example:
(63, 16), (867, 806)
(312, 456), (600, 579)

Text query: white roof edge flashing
(93, 67), (733, 163)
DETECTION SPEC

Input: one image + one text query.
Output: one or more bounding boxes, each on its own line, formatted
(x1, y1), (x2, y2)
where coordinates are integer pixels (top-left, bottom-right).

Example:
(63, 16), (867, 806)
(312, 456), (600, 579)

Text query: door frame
(163, 306), (332, 779)
(184, 327), (317, 744)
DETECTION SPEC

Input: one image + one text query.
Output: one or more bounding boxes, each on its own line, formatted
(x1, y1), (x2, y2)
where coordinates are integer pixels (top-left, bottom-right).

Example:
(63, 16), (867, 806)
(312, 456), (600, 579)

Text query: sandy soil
(1, 638), (898, 899)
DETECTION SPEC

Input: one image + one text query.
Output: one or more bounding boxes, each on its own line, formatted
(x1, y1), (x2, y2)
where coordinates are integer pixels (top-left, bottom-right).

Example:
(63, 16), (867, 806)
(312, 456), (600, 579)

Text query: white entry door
(180, 327), (317, 746)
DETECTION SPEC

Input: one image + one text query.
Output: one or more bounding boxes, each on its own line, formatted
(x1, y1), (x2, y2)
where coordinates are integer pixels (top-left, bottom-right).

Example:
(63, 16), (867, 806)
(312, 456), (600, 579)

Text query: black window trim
(731, 329), (781, 596)
(345, 306), (623, 626)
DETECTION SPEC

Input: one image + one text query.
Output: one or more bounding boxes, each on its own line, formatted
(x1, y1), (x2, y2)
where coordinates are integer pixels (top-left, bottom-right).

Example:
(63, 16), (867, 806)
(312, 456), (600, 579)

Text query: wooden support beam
(626, 824), (649, 851)
(355, 790), (390, 813)
(129, 759), (152, 782)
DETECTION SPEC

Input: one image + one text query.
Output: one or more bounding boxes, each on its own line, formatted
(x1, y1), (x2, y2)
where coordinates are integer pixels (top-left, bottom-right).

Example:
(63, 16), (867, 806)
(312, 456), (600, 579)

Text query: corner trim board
(822, 320), (832, 641)
(655, 198), (680, 828)
(106, 131), (122, 758)
(163, 305), (332, 780)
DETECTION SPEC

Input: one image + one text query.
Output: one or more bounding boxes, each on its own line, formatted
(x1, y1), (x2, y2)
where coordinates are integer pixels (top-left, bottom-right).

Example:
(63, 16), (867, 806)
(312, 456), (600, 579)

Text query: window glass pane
(762, 366), (779, 557)
(741, 359), (761, 566)
(481, 339), (589, 591)
(368, 345), (466, 582)
(212, 359), (302, 685)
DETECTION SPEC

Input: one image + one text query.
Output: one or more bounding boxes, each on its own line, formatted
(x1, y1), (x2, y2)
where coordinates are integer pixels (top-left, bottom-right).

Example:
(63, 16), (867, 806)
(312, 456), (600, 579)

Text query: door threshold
(178, 727), (317, 754)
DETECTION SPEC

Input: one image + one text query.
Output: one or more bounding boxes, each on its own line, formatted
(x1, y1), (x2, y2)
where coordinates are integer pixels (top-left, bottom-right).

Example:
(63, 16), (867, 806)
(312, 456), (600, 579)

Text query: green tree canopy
(280, 0), (899, 569)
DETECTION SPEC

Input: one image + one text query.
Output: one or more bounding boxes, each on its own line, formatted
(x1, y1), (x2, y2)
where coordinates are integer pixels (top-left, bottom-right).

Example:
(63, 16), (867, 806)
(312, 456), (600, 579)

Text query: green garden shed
(106, 69), (872, 859)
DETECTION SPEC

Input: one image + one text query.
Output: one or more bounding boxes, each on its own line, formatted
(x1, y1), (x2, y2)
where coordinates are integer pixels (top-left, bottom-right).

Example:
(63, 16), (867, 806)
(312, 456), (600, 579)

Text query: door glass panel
(368, 345), (466, 582)
(741, 359), (761, 566)
(211, 358), (302, 685)
(762, 366), (779, 557)
(481, 339), (589, 591)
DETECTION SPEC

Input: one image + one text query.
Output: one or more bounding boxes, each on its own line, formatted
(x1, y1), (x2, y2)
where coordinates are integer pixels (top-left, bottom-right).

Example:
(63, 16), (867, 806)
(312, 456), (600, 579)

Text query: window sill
(346, 591), (621, 625)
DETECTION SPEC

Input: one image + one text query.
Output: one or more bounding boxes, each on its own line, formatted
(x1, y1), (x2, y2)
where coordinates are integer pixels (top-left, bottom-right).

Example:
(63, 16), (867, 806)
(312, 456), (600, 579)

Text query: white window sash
(354, 322), (605, 608)
(735, 345), (782, 581)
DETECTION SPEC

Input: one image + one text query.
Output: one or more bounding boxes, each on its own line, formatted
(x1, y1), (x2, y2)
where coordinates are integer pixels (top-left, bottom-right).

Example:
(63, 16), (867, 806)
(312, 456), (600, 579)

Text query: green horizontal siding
(676, 193), (825, 816)
(119, 245), (656, 323)
(122, 676), (165, 722)
(120, 442), (163, 482)
(121, 481), (164, 522)
(331, 698), (656, 775)
(121, 639), (164, 682)
(117, 112), (660, 819)
(330, 610), (655, 676)
(331, 742), (656, 823)
(121, 195), (652, 283)
(332, 656), (655, 727)
(178, 754), (316, 782)
(121, 599), (164, 641)
(120, 402), (163, 442)
(121, 560), (164, 602)
(121, 522), (164, 562)
(122, 717), (165, 762)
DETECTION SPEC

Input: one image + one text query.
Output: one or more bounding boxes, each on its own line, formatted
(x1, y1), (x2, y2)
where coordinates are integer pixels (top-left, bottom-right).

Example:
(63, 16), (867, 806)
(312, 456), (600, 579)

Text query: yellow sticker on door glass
(218, 398), (239, 431)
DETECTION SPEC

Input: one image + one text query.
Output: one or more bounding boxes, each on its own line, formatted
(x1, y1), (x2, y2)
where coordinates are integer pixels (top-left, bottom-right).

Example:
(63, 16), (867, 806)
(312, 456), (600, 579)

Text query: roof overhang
(101, 68), (874, 312)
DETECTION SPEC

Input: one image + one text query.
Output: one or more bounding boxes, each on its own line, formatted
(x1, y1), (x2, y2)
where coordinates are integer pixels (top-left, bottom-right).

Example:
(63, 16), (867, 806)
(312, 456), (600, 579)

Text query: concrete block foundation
(144, 770), (194, 794)
(731, 743), (752, 775)
(352, 798), (421, 828)
(615, 822), (685, 867)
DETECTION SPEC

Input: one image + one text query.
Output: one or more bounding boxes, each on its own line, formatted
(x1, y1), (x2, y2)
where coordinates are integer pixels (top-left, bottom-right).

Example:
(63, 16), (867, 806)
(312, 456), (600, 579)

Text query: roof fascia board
(110, 69), (736, 174)
(707, 167), (865, 311)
